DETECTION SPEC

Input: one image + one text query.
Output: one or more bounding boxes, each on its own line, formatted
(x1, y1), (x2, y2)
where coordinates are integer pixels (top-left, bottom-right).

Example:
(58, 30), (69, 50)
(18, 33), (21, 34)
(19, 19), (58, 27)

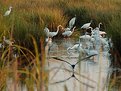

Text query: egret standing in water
(4, 6), (12, 16)
(3, 36), (14, 46)
(81, 20), (93, 29)
(44, 25), (62, 38)
(62, 26), (76, 37)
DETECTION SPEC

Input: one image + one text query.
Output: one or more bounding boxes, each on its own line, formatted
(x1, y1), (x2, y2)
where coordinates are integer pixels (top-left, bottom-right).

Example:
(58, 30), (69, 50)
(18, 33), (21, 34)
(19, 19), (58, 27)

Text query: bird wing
(81, 23), (91, 29)
(44, 27), (50, 36)
(48, 32), (57, 37)
(69, 17), (76, 29)
(4, 11), (10, 16)
(62, 31), (71, 36)
(64, 28), (70, 31)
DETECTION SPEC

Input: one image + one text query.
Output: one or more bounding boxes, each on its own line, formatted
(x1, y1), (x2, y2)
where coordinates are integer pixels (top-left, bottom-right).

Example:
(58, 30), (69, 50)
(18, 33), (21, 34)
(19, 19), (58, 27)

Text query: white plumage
(84, 49), (98, 56)
(4, 6), (12, 16)
(3, 36), (14, 45)
(99, 31), (107, 35)
(44, 25), (62, 38)
(79, 32), (91, 41)
(81, 20), (92, 29)
(67, 43), (84, 54)
(62, 26), (76, 37)
(68, 16), (76, 29)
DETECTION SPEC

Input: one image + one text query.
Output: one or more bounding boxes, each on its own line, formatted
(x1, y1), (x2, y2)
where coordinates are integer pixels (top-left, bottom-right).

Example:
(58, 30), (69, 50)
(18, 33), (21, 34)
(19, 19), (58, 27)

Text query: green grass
(0, 0), (121, 91)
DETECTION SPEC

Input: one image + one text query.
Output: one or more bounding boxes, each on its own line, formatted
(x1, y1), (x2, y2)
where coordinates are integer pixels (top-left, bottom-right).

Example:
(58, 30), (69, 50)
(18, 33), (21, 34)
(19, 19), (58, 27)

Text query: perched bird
(44, 25), (62, 38)
(81, 20), (93, 29)
(4, 6), (12, 16)
(68, 15), (76, 29)
(62, 26), (76, 37)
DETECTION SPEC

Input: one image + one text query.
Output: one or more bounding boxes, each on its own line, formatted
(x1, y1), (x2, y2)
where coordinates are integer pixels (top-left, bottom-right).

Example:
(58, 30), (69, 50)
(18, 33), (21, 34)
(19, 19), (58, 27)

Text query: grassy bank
(0, 0), (121, 90)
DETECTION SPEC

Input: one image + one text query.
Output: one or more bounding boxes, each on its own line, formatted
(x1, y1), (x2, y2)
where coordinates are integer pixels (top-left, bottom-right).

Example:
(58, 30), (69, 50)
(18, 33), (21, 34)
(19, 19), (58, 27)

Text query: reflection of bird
(68, 15), (76, 29)
(62, 26), (76, 37)
(84, 48), (98, 56)
(44, 25), (62, 38)
(67, 37), (85, 54)
(4, 6), (12, 16)
(67, 42), (84, 54)
(81, 20), (93, 29)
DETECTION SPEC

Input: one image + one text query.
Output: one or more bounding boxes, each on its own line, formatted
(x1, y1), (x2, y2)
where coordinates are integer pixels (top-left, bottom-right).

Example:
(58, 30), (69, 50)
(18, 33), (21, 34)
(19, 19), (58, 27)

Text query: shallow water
(5, 38), (111, 91)
(48, 38), (110, 91)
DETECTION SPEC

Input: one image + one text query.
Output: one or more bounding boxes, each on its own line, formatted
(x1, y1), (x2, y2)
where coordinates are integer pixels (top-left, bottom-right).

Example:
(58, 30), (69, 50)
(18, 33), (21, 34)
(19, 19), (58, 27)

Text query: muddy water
(48, 38), (110, 91)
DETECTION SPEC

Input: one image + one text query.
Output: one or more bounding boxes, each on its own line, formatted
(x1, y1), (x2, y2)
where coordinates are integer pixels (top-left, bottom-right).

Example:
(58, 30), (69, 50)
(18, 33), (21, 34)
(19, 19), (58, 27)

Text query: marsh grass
(0, 0), (121, 91)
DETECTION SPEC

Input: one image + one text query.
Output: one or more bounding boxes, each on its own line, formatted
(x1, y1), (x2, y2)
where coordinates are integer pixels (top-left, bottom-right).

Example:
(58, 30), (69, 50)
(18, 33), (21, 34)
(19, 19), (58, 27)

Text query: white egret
(79, 32), (91, 41)
(62, 26), (76, 37)
(3, 36), (14, 46)
(64, 27), (71, 31)
(99, 31), (107, 35)
(4, 6), (12, 16)
(67, 42), (84, 54)
(68, 15), (76, 29)
(44, 25), (62, 38)
(98, 22), (102, 29)
(84, 48), (98, 56)
(81, 20), (93, 29)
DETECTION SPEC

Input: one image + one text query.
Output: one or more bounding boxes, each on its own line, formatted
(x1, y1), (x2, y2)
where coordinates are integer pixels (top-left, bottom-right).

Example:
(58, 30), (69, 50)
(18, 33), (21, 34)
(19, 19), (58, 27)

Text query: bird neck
(56, 25), (61, 33)
(9, 8), (12, 11)
(72, 27), (76, 33)
(98, 23), (101, 29)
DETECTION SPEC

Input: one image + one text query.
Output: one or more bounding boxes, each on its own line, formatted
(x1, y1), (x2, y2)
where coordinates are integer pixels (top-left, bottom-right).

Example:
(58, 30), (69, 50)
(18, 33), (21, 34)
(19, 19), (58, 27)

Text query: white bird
(84, 48), (98, 56)
(79, 32), (91, 41)
(99, 31), (107, 35)
(45, 37), (52, 45)
(67, 42), (84, 54)
(4, 6), (12, 16)
(81, 20), (93, 29)
(64, 27), (71, 31)
(68, 15), (76, 29)
(62, 26), (76, 37)
(3, 36), (14, 46)
(44, 25), (62, 38)
(98, 22), (102, 29)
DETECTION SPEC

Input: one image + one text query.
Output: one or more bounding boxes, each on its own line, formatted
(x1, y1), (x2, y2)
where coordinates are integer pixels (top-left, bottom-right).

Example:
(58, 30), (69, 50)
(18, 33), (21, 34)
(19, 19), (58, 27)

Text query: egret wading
(4, 6), (12, 16)
(67, 38), (84, 54)
(3, 36), (14, 46)
(81, 20), (93, 30)
(44, 25), (62, 38)
(62, 26), (76, 37)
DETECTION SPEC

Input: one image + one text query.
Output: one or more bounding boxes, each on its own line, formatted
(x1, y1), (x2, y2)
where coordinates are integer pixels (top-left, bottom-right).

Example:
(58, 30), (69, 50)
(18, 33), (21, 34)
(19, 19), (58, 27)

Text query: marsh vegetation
(0, 0), (121, 91)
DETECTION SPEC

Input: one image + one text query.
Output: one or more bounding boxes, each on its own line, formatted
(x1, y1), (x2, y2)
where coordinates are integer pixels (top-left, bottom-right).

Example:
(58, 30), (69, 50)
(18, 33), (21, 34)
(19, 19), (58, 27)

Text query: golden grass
(0, 0), (121, 91)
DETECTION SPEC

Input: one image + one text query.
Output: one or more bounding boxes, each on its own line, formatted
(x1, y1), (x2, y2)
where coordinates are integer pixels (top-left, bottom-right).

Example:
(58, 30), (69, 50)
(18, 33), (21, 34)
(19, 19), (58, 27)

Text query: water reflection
(48, 38), (110, 91)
